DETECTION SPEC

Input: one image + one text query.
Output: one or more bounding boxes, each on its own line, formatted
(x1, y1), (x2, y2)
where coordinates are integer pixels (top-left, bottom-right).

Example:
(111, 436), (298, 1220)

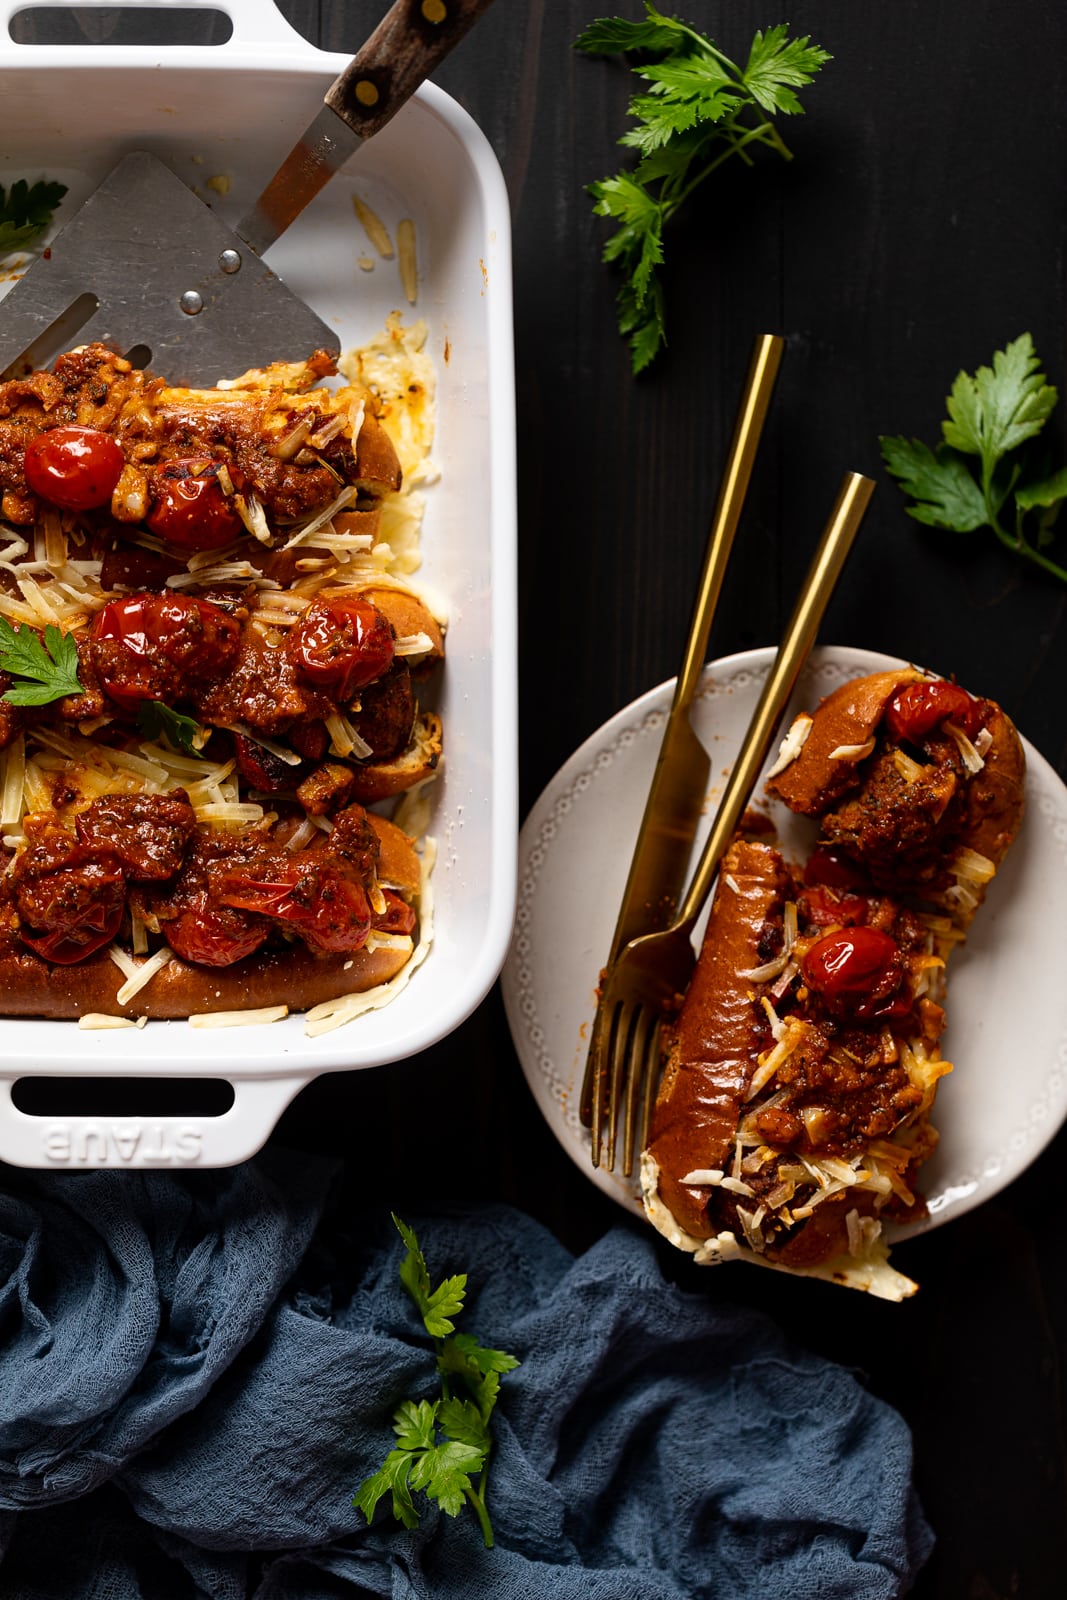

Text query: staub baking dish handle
(0, 1074), (311, 1169)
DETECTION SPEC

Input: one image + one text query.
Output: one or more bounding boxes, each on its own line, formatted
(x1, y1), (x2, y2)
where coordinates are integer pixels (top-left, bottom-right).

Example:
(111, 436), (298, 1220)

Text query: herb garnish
(354, 1215), (520, 1549)
(0, 619), (83, 705)
(136, 700), (206, 758)
(577, 6), (830, 372)
(880, 333), (1067, 585)
(0, 178), (67, 255)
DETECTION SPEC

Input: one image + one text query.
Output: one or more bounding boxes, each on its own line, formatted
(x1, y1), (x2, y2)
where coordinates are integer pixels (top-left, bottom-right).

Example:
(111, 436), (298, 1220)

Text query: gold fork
(587, 470), (875, 1174)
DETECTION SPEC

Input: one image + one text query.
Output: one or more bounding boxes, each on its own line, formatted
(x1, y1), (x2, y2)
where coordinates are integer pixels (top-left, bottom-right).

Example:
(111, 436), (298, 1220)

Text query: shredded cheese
(188, 1006), (289, 1028)
(114, 947), (173, 1006)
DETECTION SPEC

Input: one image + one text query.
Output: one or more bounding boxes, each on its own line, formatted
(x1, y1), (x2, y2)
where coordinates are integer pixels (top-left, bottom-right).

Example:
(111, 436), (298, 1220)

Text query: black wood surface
(9, 1), (1067, 1594)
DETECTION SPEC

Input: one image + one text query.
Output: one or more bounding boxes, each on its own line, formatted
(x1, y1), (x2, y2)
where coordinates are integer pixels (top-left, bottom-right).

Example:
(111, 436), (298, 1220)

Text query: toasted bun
(645, 839), (786, 1240)
(354, 409), (403, 495)
(960, 703), (1027, 870)
(0, 939), (416, 1021)
(361, 584), (445, 670)
(0, 814), (421, 1021)
(348, 711), (442, 803)
(766, 669), (924, 814)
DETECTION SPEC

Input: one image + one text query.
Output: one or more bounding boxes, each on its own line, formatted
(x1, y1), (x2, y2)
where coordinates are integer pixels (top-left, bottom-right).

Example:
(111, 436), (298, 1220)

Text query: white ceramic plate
(501, 646), (1067, 1241)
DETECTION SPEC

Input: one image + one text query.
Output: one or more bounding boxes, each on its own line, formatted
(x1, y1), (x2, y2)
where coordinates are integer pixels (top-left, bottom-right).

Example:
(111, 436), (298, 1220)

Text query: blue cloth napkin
(0, 1157), (933, 1598)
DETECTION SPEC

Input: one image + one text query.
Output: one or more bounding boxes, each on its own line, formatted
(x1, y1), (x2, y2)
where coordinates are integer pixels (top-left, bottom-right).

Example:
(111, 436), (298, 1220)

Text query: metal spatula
(0, 0), (496, 386)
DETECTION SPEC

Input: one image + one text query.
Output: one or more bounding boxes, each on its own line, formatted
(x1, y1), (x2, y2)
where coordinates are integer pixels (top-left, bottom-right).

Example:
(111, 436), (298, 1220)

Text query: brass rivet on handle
(354, 79), (380, 106)
(422, 0), (447, 21)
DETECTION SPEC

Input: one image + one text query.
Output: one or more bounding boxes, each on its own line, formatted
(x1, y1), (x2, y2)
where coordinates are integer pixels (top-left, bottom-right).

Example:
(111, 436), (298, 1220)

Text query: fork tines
(589, 991), (663, 1176)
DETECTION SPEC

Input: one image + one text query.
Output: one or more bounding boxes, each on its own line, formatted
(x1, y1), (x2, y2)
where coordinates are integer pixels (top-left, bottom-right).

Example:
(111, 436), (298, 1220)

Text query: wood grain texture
(300, 7), (1067, 1595)
(8, 2), (1067, 1594)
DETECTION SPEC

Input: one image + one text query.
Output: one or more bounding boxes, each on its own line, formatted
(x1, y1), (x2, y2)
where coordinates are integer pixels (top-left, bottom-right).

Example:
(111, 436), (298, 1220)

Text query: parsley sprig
(0, 178), (67, 255)
(136, 700), (206, 758)
(0, 619), (83, 705)
(354, 1215), (520, 1549)
(577, 6), (830, 372)
(880, 333), (1067, 585)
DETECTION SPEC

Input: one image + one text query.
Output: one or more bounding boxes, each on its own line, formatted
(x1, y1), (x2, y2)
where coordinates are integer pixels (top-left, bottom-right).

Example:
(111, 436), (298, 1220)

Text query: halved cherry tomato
(91, 592), (240, 709)
(800, 884), (869, 929)
(15, 837), (126, 965)
(286, 596), (394, 702)
(23, 426), (124, 511)
(801, 926), (902, 1008)
(885, 680), (980, 744)
(217, 861), (372, 955)
(803, 844), (871, 891)
(146, 458), (245, 552)
(162, 893), (269, 968)
(20, 898), (125, 964)
(231, 732), (300, 794)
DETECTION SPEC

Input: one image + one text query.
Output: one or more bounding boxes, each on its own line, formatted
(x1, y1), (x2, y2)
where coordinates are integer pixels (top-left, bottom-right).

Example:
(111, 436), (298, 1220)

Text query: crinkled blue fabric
(0, 1160), (933, 1599)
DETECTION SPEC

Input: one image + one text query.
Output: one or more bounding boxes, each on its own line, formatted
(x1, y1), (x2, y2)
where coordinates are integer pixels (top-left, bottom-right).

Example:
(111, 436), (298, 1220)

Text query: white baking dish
(0, 0), (517, 1166)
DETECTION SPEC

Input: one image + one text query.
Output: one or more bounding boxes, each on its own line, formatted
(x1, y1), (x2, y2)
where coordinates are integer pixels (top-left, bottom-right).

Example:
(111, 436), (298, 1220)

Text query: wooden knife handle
(326, 0), (497, 139)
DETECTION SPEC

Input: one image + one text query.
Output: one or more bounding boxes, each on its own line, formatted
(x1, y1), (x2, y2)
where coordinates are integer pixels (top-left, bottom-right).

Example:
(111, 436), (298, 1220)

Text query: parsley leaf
(878, 437), (989, 533)
(0, 620), (83, 706)
(880, 333), (1067, 584)
(353, 1448), (420, 1529)
(353, 1216), (520, 1549)
(135, 700), (207, 759)
(394, 1213), (468, 1336)
(577, 5), (830, 373)
(0, 178), (67, 255)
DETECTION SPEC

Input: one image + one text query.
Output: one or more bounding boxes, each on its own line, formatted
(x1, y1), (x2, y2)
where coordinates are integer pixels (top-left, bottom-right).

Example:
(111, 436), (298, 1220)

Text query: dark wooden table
(13, 1), (1067, 1594)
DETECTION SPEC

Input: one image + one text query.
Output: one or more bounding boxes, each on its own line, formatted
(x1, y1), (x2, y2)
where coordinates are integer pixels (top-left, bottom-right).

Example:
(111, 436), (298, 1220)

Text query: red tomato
(16, 839), (127, 965)
(801, 927), (901, 1005)
(91, 592), (240, 708)
(218, 862), (372, 955)
(803, 844), (871, 891)
(23, 426), (124, 511)
(20, 899), (124, 964)
(800, 885), (869, 929)
(162, 893), (269, 968)
(885, 680), (979, 743)
(146, 458), (245, 552)
(287, 596), (394, 702)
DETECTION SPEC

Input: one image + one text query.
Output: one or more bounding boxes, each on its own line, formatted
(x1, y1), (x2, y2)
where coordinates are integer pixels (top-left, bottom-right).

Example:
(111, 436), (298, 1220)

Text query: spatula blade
(0, 152), (339, 386)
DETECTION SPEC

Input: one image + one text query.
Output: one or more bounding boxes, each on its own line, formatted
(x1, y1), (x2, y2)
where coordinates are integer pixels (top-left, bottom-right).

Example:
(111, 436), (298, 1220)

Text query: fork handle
(675, 470), (875, 933)
(671, 332), (785, 711)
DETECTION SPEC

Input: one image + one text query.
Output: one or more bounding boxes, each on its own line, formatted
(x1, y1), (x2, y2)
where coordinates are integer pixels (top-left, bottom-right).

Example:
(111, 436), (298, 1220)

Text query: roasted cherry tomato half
(146, 457), (245, 553)
(885, 680), (980, 744)
(801, 926), (902, 1008)
(23, 425), (124, 511)
(162, 893), (270, 968)
(800, 884), (870, 929)
(91, 592), (240, 709)
(287, 596), (395, 702)
(803, 844), (871, 892)
(20, 898), (125, 965)
(217, 862), (372, 955)
(15, 839), (127, 965)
